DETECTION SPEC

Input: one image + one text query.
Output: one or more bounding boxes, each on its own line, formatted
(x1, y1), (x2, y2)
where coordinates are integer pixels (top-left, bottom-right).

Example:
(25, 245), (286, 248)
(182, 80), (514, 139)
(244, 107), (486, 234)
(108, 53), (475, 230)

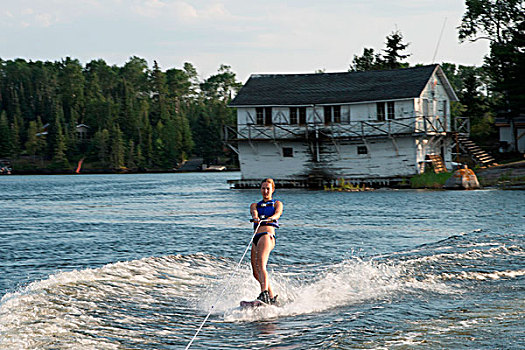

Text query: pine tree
(0, 111), (11, 157)
(109, 125), (125, 169)
(136, 144), (146, 170)
(10, 108), (23, 157)
(382, 30), (411, 69)
(51, 113), (70, 169)
(126, 139), (136, 169)
(35, 116), (47, 156)
(25, 120), (39, 156)
(93, 129), (110, 166)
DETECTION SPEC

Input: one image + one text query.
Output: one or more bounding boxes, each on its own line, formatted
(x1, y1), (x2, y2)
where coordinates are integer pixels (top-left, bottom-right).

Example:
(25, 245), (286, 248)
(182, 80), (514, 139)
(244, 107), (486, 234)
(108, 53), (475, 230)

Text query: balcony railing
(225, 115), (448, 142)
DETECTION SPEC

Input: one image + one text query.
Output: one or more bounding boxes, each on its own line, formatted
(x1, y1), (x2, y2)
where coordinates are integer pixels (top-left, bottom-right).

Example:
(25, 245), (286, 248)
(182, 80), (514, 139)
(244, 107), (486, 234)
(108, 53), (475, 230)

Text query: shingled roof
(230, 64), (457, 107)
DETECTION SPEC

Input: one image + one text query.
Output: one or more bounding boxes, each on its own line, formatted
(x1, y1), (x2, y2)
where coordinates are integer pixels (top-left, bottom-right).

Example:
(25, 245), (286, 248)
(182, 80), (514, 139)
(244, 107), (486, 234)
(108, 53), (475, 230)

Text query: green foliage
(50, 113), (70, 170)
(410, 172), (453, 189)
(349, 30), (411, 71)
(109, 125), (125, 169)
(0, 56), (242, 171)
(0, 111), (11, 157)
(324, 178), (369, 192)
(459, 0), (524, 149)
(382, 30), (411, 69)
(440, 63), (499, 145)
(25, 121), (39, 156)
(93, 129), (110, 166)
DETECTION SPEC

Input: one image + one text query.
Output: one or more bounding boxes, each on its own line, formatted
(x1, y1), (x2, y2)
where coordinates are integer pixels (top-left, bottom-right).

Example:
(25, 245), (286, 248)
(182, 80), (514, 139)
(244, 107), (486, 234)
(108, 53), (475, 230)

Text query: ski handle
(249, 218), (274, 223)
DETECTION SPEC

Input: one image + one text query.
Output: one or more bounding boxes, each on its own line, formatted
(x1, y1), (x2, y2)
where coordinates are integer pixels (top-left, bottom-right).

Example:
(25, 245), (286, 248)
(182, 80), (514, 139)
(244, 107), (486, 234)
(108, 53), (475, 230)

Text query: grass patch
(410, 172), (453, 189)
(324, 178), (372, 192)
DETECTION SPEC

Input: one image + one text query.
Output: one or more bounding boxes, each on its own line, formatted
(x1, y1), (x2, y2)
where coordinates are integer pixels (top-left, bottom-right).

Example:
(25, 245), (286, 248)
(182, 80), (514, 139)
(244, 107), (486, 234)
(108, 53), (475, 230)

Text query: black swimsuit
(253, 231), (275, 246)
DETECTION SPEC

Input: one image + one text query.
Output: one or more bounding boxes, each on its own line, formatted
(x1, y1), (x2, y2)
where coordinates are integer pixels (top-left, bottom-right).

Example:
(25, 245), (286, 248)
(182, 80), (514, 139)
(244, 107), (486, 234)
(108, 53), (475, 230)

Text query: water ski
(240, 299), (267, 308)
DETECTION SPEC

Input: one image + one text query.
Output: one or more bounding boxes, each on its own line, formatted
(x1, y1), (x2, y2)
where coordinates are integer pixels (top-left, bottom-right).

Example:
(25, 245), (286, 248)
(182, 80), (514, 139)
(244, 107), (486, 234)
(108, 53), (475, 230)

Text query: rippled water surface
(0, 173), (523, 349)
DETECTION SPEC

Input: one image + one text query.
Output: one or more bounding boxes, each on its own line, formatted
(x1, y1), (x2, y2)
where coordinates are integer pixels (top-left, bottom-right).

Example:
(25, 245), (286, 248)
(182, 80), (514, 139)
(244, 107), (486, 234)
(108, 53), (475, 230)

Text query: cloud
(130, 1), (237, 24)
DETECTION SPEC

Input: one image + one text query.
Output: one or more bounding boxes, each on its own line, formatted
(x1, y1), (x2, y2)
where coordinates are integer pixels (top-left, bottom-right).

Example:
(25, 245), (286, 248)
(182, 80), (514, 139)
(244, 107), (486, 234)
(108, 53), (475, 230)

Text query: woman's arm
(250, 203), (259, 222)
(268, 201), (283, 222)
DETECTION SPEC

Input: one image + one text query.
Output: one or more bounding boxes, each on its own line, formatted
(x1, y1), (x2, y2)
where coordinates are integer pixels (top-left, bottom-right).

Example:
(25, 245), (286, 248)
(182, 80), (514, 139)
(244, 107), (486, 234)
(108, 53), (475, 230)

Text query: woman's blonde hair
(261, 178), (275, 191)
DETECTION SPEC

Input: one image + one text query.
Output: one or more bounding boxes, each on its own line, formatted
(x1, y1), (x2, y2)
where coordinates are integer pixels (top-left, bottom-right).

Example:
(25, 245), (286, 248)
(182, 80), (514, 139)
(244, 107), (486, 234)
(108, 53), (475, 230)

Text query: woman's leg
(254, 234), (275, 298)
(250, 244), (260, 282)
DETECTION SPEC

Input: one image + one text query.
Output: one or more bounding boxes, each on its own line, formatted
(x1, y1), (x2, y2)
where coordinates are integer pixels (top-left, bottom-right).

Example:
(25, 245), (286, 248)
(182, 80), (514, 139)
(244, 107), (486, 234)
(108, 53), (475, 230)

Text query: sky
(1, 0), (490, 82)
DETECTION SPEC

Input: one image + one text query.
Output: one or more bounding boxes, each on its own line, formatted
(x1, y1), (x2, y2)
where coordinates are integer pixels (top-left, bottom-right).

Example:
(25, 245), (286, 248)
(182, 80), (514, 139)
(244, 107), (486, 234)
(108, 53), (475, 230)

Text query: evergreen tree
(10, 113), (22, 157)
(0, 111), (11, 157)
(136, 144), (145, 170)
(51, 113), (70, 169)
(93, 129), (110, 166)
(349, 48), (384, 72)
(382, 30), (411, 69)
(150, 61), (170, 124)
(126, 139), (136, 169)
(25, 120), (39, 156)
(349, 30), (411, 71)
(109, 124), (125, 169)
(57, 57), (85, 126)
(35, 116), (47, 156)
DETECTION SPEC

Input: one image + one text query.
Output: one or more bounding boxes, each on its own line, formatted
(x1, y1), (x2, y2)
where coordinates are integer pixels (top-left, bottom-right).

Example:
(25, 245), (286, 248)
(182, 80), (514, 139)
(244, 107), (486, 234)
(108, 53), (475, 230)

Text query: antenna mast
(432, 17), (447, 63)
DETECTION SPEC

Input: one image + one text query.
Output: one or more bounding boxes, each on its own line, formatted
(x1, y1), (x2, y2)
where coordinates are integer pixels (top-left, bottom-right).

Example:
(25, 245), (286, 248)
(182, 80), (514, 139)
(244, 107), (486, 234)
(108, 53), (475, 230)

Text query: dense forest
(0, 57), (241, 172)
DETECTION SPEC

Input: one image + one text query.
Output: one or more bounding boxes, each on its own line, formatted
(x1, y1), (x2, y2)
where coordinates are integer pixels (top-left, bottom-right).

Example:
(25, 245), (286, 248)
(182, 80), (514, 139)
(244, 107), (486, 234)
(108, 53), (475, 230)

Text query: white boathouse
(226, 65), (459, 187)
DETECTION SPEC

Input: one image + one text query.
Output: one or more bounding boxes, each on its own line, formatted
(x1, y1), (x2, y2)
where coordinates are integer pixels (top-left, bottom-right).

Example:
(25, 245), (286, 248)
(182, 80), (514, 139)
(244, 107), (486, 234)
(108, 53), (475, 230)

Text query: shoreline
(2, 161), (524, 190)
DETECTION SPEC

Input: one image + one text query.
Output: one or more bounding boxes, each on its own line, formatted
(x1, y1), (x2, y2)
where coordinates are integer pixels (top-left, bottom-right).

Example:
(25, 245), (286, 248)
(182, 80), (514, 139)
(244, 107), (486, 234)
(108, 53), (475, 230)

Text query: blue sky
(1, 0), (489, 82)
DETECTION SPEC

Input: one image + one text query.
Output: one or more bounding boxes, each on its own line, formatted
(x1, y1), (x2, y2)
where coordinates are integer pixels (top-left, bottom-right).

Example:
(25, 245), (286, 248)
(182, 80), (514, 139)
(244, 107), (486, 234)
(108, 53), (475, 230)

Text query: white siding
(418, 72), (452, 132)
(350, 104), (372, 121)
(324, 137), (417, 178)
(238, 141), (311, 179)
(238, 137), (419, 179)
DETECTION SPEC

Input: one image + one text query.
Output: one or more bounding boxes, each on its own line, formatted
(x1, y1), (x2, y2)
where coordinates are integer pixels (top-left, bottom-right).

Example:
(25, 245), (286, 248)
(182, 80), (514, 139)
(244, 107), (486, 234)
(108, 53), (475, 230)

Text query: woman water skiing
(250, 178), (283, 305)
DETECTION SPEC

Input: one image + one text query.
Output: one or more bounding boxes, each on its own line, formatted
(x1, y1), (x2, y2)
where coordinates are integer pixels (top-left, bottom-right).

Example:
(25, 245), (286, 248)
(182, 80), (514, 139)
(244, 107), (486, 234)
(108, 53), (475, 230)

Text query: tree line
(0, 57), (241, 171)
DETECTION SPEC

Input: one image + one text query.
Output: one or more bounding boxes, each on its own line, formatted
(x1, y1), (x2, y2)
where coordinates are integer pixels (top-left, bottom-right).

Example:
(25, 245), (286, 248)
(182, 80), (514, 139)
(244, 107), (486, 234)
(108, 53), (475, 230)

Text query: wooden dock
(228, 177), (408, 189)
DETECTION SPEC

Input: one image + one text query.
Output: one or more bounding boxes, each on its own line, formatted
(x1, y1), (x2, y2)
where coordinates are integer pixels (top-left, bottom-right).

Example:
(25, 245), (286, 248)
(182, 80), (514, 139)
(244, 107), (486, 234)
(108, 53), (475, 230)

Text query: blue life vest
(255, 199), (280, 228)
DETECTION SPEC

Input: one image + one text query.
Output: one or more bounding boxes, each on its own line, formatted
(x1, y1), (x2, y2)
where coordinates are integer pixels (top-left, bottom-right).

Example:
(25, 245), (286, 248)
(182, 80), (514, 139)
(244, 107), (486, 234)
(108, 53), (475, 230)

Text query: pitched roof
(230, 64), (458, 106)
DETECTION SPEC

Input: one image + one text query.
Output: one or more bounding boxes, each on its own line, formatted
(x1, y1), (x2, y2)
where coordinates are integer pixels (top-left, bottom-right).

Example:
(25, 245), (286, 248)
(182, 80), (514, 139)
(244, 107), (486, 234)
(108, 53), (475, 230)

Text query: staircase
(428, 154), (447, 173)
(457, 134), (498, 167)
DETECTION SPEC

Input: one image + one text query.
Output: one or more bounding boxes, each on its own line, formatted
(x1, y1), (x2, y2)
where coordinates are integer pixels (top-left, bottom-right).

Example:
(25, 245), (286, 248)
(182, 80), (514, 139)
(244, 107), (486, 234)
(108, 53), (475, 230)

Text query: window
(357, 145), (368, 155)
(256, 107), (272, 125)
(264, 107), (272, 125)
(299, 107), (306, 125)
(324, 106), (341, 124)
(324, 106), (332, 124)
(290, 108), (298, 125)
(387, 101), (395, 120)
(333, 106), (341, 123)
(442, 100), (447, 117)
(290, 107), (306, 125)
(376, 102), (385, 121)
(282, 147), (293, 157)
(256, 108), (264, 124)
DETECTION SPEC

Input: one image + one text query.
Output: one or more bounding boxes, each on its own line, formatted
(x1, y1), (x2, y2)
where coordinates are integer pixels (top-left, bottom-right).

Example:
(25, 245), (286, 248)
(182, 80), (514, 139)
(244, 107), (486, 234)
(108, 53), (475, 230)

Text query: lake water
(0, 173), (523, 349)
